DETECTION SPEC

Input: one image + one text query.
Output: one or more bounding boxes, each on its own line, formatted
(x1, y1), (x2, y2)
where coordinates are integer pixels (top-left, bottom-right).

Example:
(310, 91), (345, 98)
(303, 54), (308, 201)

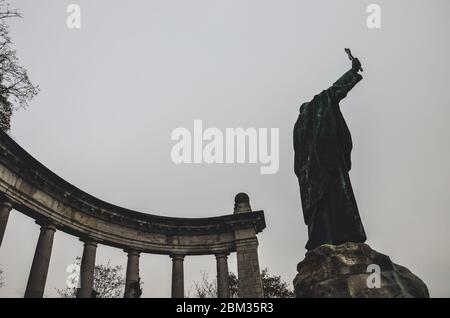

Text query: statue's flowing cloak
(294, 69), (367, 250)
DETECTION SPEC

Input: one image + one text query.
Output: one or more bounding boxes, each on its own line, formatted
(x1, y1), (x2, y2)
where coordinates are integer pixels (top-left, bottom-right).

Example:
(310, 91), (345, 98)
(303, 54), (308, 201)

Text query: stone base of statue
(293, 242), (429, 298)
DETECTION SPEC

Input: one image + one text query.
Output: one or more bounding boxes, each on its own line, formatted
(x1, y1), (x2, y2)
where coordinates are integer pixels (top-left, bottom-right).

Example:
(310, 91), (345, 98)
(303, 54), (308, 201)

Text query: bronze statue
(294, 49), (367, 250)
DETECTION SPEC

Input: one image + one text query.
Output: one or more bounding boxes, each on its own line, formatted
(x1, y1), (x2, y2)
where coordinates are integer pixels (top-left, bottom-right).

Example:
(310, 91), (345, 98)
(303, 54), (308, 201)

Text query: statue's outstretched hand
(352, 58), (362, 73)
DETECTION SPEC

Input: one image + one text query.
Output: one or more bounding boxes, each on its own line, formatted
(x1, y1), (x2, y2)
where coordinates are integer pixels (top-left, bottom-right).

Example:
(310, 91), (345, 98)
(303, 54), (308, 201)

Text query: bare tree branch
(191, 268), (294, 298)
(0, 0), (39, 131)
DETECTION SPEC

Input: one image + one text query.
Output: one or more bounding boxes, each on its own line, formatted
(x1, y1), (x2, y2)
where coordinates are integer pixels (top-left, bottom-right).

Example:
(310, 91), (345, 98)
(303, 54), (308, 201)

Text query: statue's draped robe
(294, 69), (367, 251)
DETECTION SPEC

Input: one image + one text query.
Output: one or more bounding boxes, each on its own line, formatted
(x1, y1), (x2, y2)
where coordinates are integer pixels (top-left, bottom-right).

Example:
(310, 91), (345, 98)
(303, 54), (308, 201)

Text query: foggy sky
(1, 0), (449, 297)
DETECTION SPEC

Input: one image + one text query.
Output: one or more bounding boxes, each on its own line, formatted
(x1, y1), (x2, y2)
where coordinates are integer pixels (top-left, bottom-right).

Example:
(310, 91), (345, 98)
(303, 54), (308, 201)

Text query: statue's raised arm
(328, 49), (364, 102)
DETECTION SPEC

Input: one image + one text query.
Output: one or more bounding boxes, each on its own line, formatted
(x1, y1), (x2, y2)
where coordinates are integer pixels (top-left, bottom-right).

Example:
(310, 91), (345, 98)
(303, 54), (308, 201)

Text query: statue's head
(299, 102), (309, 114)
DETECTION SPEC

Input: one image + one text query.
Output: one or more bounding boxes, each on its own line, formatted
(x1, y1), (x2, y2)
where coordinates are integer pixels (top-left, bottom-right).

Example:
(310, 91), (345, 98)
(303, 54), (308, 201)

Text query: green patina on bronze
(294, 58), (367, 251)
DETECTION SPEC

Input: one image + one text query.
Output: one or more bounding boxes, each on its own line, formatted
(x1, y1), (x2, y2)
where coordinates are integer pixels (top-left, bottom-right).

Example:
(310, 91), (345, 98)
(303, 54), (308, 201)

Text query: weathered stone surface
(0, 130), (266, 256)
(294, 242), (429, 298)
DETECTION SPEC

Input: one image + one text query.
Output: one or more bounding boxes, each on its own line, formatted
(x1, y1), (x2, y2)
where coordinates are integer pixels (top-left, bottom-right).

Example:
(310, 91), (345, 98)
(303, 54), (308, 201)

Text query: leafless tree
(192, 268), (293, 298)
(0, 0), (39, 131)
(192, 270), (217, 298)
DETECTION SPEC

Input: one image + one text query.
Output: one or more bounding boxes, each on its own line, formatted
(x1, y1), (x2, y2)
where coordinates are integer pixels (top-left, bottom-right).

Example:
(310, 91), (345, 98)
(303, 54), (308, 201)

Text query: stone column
(170, 254), (185, 298)
(233, 193), (264, 298)
(216, 253), (230, 298)
(235, 238), (264, 298)
(77, 240), (97, 298)
(124, 250), (140, 298)
(24, 222), (56, 298)
(0, 199), (13, 248)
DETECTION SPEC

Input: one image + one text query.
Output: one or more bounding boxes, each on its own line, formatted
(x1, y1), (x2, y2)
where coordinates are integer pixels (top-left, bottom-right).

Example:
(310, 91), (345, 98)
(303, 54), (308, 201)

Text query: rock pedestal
(293, 242), (429, 298)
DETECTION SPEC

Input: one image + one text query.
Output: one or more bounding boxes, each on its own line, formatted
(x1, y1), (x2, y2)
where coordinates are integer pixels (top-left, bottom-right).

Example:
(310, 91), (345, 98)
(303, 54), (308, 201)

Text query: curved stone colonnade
(0, 130), (266, 298)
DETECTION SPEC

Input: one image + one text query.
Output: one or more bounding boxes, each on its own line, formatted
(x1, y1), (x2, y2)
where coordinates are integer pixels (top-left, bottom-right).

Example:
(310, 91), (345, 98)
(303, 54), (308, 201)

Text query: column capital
(215, 252), (230, 259)
(35, 220), (56, 232)
(170, 253), (185, 261)
(79, 238), (98, 248)
(124, 249), (141, 257)
(1, 199), (13, 210)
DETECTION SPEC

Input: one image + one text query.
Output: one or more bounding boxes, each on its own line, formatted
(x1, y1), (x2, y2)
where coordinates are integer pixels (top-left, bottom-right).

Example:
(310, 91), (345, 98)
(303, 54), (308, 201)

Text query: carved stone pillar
(24, 222), (56, 298)
(171, 254), (185, 298)
(77, 240), (97, 298)
(216, 253), (230, 298)
(234, 193), (264, 298)
(124, 250), (140, 298)
(0, 199), (13, 248)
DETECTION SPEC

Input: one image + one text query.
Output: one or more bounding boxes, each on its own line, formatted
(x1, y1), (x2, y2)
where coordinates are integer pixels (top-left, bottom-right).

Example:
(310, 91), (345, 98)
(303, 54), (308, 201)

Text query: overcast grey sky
(1, 0), (449, 297)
